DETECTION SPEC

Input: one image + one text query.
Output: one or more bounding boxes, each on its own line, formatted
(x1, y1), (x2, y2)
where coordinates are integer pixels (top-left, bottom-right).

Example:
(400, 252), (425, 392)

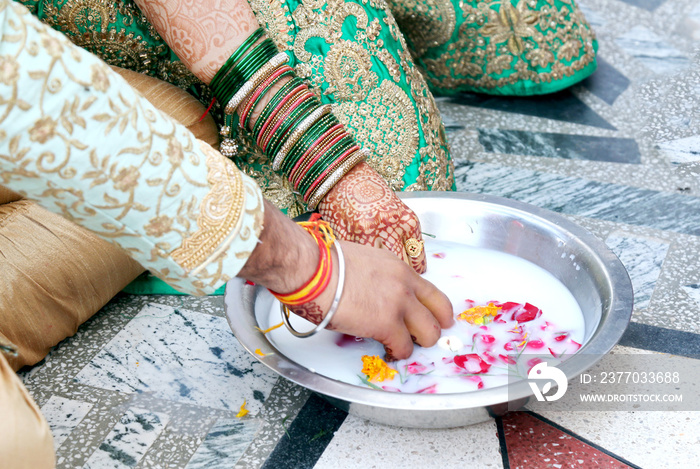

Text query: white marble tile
(682, 284), (700, 310)
(74, 304), (278, 413)
(314, 416), (502, 469)
(40, 396), (93, 451)
(577, 1), (606, 28)
(84, 407), (168, 469)
(605, 233), (670, 309)
(186, 418), (262, 469)
(616, 26), (690, 75)
(657, 135), (700, 165)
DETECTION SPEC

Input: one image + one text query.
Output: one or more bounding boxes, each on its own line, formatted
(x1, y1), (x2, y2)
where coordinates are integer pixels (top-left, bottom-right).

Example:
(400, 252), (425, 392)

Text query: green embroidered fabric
(387, 0), (598, 95)
(24, 0), (455, 220)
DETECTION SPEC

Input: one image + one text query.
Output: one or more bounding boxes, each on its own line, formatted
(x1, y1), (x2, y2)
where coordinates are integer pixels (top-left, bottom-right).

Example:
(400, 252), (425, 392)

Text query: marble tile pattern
(656, 135), (700, 165)
(74, 304), (278, 413)
(682, 284), (700, 309)
(455, 161), (700, 236)
(314, 416), (502, 469)
(477, 129), (641, 163)
(615, 26), (691, 76)
(16, 0), (700, 467)
(83, 407), (168, 469)
(604, 233), (671, 309)
(186, 418), (262, 469)
(448, 91), (617, 130)
(582, 57), (631, 105)
(501, 412), (635, 468)
(40, 396), (94, 451)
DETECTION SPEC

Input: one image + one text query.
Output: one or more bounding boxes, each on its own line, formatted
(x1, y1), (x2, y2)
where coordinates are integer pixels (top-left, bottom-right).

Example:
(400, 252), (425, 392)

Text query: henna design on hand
(317, 162), (426, 273)
(290, 301), (335, 330)
(134, 0), (259, 82)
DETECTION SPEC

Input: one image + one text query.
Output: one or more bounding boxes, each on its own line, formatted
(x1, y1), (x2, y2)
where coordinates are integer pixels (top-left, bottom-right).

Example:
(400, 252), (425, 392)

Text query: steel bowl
(224, 192), (634, 428)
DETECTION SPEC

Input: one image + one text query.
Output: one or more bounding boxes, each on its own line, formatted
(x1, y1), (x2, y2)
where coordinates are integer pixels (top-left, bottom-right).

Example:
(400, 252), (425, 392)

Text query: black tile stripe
(477, 129), (641, 164)
(495, 416), (511, 469)
(619, 322), (700, 358)
(261, 393), (347, 469)
(525, 411), (644, 469)
(449, 91), (616, 130)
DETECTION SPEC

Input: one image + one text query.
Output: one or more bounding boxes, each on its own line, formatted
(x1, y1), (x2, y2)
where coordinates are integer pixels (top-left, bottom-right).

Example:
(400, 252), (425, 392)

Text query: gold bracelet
(307, 148), (367, 209)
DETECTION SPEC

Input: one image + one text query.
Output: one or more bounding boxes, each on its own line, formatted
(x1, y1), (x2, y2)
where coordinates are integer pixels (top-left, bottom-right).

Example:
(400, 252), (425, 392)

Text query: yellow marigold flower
(361, 355), (397, 382)
(236, 400), (249, 418)
(457, 303), (500, 325)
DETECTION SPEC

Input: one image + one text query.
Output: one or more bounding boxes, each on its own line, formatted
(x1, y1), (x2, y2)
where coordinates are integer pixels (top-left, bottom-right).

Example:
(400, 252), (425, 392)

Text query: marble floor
(19, 0), (700, 467)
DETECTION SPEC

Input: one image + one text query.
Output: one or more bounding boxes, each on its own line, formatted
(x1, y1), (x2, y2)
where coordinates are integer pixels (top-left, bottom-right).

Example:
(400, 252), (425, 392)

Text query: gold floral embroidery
(172, 145), (246, 273)
(336, 80), (419, 191)
(385, 0), (456, 56)
(416, 0), (597, 92)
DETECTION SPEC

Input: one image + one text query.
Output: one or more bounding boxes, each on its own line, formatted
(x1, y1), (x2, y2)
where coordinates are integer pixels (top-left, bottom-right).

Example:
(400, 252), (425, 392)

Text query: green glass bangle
(252, 77), (304, 137)
(280, 113), (336, 174)
(296, 135), (355, 194)
(216, 39), (277, 104)
(241, 68), (295, 131)
(282, 113), (338, 172)
(210, 27), (264, 93)
(265, 97), (318, 158)
(287, 121), (349, 189)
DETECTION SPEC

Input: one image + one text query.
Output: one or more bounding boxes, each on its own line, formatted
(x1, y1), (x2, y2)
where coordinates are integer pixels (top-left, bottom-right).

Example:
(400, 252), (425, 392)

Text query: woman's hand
(317, 161), (427, 274)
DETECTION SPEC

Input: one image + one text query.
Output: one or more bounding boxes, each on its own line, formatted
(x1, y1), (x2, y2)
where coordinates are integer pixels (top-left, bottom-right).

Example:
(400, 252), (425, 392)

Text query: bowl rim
(224, 191), (634, 412)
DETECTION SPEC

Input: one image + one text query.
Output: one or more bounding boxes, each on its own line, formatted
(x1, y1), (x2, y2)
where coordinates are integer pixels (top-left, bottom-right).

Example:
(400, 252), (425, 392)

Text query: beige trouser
(0, 352), (55, 468)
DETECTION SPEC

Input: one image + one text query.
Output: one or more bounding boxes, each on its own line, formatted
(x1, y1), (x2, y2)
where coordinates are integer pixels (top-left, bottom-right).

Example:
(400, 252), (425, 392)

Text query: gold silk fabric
(0, 200), (145, 370)
(0, 352), (55, 468)
(0, 1), (264, 295)
(21, 0), (455, 218)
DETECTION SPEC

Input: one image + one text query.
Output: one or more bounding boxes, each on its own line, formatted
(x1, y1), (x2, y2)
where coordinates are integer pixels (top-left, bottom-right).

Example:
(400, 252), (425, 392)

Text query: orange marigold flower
(361, 355), (397, 382)
(457, 302), (500, 325)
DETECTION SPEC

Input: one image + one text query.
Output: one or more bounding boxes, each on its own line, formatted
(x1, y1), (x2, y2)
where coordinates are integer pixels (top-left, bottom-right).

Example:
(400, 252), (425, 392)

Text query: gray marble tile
(83, 407), (168, 469)
(186, 418), (262, 469)
(582, 57), (631, 105)
(74, 304), (278, 413)
(577, 1), (606, 27)
(455, 161), (700, 236)
(605, 233), (671, 309)
(477, 129), (641, 163)
(657, 135), (700, 164)
(677, 2), (700, 41)
(40, 396), (94, 451)
(682, 284), (700, 309)
(616, 26), (691, 75)
(617, 0), (667, 11)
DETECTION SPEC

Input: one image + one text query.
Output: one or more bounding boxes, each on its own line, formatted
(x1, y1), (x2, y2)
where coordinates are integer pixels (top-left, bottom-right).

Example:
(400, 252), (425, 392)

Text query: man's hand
(238, 200), (453, 359)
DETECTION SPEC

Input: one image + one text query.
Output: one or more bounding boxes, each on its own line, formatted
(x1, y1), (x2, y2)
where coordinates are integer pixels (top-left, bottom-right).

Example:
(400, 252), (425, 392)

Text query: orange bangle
(269, 215), (336, 306)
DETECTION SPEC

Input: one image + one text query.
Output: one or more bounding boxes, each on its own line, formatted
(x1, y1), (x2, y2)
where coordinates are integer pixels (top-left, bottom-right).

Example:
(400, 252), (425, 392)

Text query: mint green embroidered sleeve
(0, 1), (264, 295)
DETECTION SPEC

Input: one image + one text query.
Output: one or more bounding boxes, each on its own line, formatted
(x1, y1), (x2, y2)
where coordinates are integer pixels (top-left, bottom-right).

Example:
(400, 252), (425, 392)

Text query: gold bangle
(272, 104), (332, 171)
(224, 52), (289, 115)
(306, 148), (367, 209)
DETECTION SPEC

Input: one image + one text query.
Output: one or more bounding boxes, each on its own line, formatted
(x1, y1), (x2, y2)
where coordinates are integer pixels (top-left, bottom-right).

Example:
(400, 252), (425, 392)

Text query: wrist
(237, 200), (319, 293)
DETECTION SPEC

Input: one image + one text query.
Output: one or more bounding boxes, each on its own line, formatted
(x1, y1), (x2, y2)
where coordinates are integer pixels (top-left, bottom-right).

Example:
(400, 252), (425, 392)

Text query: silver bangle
(306, 148), (368, 209)
(272, 104), (332, 171)
(224, 52), (289, 116)
(280, 241), (346, 338)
